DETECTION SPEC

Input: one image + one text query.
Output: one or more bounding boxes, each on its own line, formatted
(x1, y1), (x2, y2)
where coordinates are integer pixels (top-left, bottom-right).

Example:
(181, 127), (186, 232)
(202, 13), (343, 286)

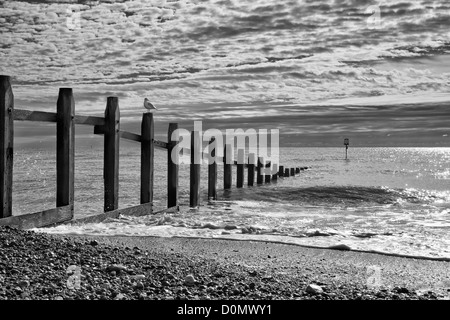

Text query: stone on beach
(306, 284), (323, 295)
(107, 264), (129, 273)
(184, 274), (196, 286)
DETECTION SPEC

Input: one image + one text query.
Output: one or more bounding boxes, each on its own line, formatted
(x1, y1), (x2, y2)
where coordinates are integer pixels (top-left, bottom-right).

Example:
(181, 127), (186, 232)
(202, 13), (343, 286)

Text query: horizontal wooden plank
(13, 109), (57, 122)
(14, 110), (106, 127)
(94, 126), (168, 150)
(0, 205), (73, 229)
(120, 131), (141, 142)
(74, 115), (105, 126)
(66, 203), (179, 225)
(154, 139), (168, 150)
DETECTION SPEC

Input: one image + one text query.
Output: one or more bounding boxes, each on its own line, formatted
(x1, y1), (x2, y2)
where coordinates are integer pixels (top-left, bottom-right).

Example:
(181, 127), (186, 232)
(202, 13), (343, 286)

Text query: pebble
(306, 284), (323, 295)
(89, 240), (99, 246)
(131, 274), (145, 281)
(115, 293), (125, 300)
(107, 264), (128, 273)
(134, 282), (145, 290)
(184, 274), (196, 286)
(18, 280), (30, 288)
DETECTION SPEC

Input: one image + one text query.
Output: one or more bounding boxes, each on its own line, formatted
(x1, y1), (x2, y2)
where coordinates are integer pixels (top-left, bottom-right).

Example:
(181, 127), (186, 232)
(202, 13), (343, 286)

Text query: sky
(0, 0), (449, 147)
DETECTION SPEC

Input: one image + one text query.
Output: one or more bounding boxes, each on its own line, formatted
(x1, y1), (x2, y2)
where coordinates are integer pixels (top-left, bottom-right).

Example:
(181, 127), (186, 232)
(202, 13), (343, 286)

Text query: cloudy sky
(0, 0), (449, 147)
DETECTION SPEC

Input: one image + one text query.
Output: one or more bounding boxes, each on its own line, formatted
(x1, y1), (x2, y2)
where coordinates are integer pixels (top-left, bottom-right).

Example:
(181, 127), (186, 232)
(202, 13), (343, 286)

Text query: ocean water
(15, 146), (450, 259)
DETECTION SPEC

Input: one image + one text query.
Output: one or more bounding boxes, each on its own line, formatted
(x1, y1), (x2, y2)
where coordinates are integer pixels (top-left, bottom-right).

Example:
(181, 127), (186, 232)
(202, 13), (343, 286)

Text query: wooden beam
(208, 137), (217, 200)
(265, 160), (271, 184)
(141, 113), (154, 204)
(278, 165), (284, 177)
(272, 164), (278, 181)
(190, 131), (201, 208)
(236, 149), (244, 188)
(296, 167), (300, 174)
(167, 123), (179, 208)
(65, 202), (162, 225)
(104, 97), (120, 212)
(13, 109), (57, 122)
(56, 88), (75, 212)
(93, 126), (167, 150)
(284, 168), (290, 177)
(74, 115), (105, 126)
(120, 131), (141, 143)
(154, 139), (168, 150)
(0, 205), (73, 229)
(257, 157), (264, 185)
(247, 153), (255, 187)
(290, 168), (295, 176)
(224, 144), (232, 189)
(13, 111), (105, 126)
(0, 76), (13, 218)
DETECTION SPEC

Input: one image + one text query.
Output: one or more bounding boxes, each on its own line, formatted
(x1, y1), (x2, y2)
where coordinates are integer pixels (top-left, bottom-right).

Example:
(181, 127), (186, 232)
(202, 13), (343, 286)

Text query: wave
(221, 185), (449, 207)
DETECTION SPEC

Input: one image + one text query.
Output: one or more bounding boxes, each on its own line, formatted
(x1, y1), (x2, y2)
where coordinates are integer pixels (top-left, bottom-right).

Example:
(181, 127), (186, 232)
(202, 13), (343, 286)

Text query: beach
(1, 226), (449, 300)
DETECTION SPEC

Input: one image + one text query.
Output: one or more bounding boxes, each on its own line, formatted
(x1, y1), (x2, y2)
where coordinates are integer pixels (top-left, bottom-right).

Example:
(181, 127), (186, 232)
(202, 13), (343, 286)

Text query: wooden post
(224, 144), (232, 189)
(168, 123), (179, 208)
(208, 137), (217, 200)
(236, 149), (244, 188)
(284, 168), (290, 177)
(248, 153), (255, 187)
(0, 76), (13, 218)
(104, 97), (120, 212)
(56, 88), (75, 214)
(257, 157), (264, 184)
(272, 164), (278, 181)
(291, 168), (295, 176)
(140, 113), (154, 205)
(296, 167), (300, 174)
(278, 165), (284, 177)
(190, 131), (201, 208)
(264, 160), (271, 184)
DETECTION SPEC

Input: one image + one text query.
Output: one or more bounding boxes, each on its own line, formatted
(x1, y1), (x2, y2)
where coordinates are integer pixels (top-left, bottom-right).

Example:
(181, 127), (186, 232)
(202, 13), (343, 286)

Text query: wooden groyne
(0, 75), (308, 229)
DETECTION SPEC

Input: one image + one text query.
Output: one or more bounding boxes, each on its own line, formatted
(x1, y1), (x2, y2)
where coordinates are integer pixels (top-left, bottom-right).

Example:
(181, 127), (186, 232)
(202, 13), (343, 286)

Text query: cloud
(0, 0), (449, 146)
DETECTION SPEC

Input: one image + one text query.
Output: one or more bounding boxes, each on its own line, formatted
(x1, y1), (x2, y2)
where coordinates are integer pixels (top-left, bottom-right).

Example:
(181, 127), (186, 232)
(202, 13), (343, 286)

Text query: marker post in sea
(344, 138), (349, 160)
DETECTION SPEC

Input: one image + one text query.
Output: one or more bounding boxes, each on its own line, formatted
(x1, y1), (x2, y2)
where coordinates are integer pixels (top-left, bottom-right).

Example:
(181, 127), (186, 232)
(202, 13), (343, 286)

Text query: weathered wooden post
(264, 160), (271, 184)
(296, 167), (300, 174)
(290, 168), (295, 176)
(224, 144), (232, 189)
(168, 123), (179, 208)
(284, 168), (290, 177)
(104, 97), (120, 212)
(248, 153), (255, 187)
(0, 76), (13, 219)
(272, 164), (278, 181)
(140, 113), (154, 205)
(236, 149), (244, 188)
(278, 165), (284, 177)
(208, 137), (217, 200)
(56, 88), (75, 215)
(190, 131), (201, 208)
(257, 157), (264, 184)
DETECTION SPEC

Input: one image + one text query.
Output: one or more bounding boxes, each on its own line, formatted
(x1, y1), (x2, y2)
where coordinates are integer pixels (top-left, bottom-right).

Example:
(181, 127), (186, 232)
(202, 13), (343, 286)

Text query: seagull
(143, 98), (157, 112)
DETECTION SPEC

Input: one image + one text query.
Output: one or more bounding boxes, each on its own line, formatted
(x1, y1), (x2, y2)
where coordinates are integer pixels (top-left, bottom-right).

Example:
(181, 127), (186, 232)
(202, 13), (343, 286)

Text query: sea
(14, 146), (450, 260)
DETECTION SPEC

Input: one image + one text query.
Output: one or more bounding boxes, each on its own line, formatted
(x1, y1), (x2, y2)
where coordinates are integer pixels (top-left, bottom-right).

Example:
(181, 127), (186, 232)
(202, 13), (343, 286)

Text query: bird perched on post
(144, 98), (157, 112)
